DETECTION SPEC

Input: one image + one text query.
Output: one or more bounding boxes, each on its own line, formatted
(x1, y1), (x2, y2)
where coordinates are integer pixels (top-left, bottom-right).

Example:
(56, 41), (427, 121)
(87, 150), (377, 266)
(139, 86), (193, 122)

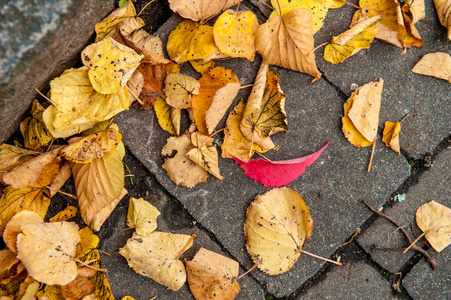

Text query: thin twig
(341, 228), (361, 247)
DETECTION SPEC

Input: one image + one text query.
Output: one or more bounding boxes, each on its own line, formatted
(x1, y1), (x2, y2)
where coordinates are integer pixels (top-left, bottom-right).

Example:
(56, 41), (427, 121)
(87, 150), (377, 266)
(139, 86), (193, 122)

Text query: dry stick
(403, 232), (425, 254)
(235, 264), (258, 281)
(137, 0), (157, 16)
(299, 249), (342, 266)
(367, 140), (376, 172)
(341, 228), (361, 247)
(35, 88), (56, 106)
(362, 200), (438, 269)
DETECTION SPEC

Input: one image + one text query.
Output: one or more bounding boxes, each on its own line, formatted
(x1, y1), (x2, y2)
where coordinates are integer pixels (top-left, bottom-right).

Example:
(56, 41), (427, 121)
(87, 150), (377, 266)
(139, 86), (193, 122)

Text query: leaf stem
(210, 128), (224, 137)
(235, 264), (257, 280)
(137, 0), (157, 16)
(367, 140), (376, 172)
(299, 249), (342, 266)
(46, 187), (77, 199)
(336, 0), (361, 9)
(75, 258), (107, 272)
(403, 232), (425, 253)
(177, 234), (196, 259)
(128, 88), (144, 105)
(35, 88), (56, 106)
(400, 113), (410, 123)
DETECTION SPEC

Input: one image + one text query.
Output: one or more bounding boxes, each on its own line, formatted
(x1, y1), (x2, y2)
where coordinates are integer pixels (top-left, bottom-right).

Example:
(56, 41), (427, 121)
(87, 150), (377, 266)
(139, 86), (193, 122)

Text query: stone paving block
(315, 0), (451, 159)
(98, 151), (264, 299)
(116, 15), (411, 296)
(358, 147), (451, 274)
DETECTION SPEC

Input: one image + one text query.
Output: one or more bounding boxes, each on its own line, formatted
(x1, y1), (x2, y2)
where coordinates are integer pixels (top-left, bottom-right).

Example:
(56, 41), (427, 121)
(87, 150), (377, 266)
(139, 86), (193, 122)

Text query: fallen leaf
(232, 142), (329, 187)
(416, 201), (451, 252)
(76, 227), (100, 258)
(154, 96), (177, 135)
(190, 60), (215, 74)
(192, 67), (239, 135)
(18, 277), (40, 300)
(47, 162), (72, 197)
(127, 69), (144, 104)
(186, 132), (224, 180)
(20, 100), (53, 151)
(342, 79), (383, 147)
(213, 10), (259, 61)
(411, 52), (451, 82)
(164, 73), (200, 109)
(16, 220), (80, 285)
(4, 210), (44, 253)
(91, 271), (115, 300)
(95, 0), (138, 42)
(0, 144), (38, 170)
(324, 16), (381, 64)
(167, 20), (225, 64)
(81, 38), (143, 94)
(162, 133), (209, 188)
(171, 108), (182, 136)
(244, 187), (313, 274)
(255, 9), (321, 81)
(35, 284), (64, 300)
(0, 249), (21, 281)
(240, 63), (288, 149)
(127, 197), (161, 236)
(186, 247), (240, 300)
(168, 0), (239, 22)
(61, 275), (95, 300)
(434, 0), (451, 39)
(50, 205), (78, 222)
(119, 232), (194, 291)
(382, 121), (401, 154)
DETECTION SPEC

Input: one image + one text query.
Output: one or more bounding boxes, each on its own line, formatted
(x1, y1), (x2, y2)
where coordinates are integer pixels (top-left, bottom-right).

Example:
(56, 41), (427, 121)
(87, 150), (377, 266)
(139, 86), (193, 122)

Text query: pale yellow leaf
(4, 210), (44, 253)
(416, 201), (451, 252)
(164, 73), (200, 109)
(168, 0), (240, 22)
(411, 52), (451, 82)
(127, 197), (161, 236)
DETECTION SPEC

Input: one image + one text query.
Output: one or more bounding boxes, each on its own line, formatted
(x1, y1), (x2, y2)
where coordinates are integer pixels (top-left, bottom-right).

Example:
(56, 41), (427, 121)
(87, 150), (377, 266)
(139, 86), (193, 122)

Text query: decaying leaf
(232, 142), (329, 187)
(20, 100), (53, 151)
(154, 96), (177, 135)
(190, 60), (215, 74)
(35, 283), (64, 300)
(244, 187), (313, 274)
(4, 210), (46, 253)
(342, 79), (383, 147)
(434, 0), (451, 39)
(0, 249), (21, 281)
(255, 9), (321, 81)
(382, 121), (401, 154)
(164, 73), (200, 109)
(416, 201), (451, 252)
(81, 38), (143, 94)
(186, 247), (240, 300)
(127, 197), (161, 236)
(186, 132), (224, 180)
(50, 205), (78, 222)
(60, 274), (95, 300)
(324, 16), (381, 64)
(95, 0), (138, 42)
(411, 52), (451, 82)
(92, 271), (115, 300)
(162, 133), (209, 188)
(16, 220), (80, 285)
(240, 63), (288, 149)
(213, 10), (259, 61)
(47, 162), (72, 197)
(119, 232), (194, 291)
(168, 0), (240, 22)
(192, 67), (239, 135)
(167, 20), (225, 64)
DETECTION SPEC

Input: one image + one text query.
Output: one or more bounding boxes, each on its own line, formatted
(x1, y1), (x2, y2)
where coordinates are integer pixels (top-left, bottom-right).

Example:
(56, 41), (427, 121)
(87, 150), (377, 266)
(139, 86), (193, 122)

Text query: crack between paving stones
(318, 67), (350, 101)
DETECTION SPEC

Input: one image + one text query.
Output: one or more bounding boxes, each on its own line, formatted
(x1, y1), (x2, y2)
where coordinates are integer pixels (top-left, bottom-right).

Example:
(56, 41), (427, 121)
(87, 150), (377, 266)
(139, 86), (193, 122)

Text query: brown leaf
(61, 274), (95, 300)
(0, 249), (21, 281)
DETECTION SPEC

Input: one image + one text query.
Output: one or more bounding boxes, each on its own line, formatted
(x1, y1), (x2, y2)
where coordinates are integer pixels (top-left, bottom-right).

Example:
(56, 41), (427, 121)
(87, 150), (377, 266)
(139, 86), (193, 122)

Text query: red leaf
(231, 142), (329, 187)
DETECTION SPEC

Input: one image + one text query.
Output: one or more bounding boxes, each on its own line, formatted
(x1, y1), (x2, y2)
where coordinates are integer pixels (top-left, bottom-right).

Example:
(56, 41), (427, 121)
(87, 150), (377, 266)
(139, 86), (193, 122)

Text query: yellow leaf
(255, 9), (321, 81)
(162, 133), (209, 188)
(50, 205), (78, 222)
(95, 0), (138, 42)
(221, 100), (271, 160)
(47, 162), (72, 198)
(168, 0), (240, 22)
(416, 201), (451, 252)
(186, 247), (240, 300)
(81, 38), (143, 94)
(171, 108), (181, 136)
(91, 272), (115, 300)
(382, 121), (401, 154)
(271, 0), (344, 34)
(164, 73), (200, 109)
(192, 67), (239, 135)
(35, 284), (64, 300)
(240, 63), (289, 149)
(77, 227), (100, 258)
(190, 60), (215, 74)
(167, 20), (225, 64)
(434, 0), (451, 39)
(342, 79), (383, 147)
(0, 144), (38, 170)
(186, 132), (224, 180)
(122, 297), (135, 300)
(213, 10), (259, 61)
(20, 100), (53, 151)
(324, 16), (380, 64)
(244, 187), (313, 275)
(62, 128), (122, 163)
(18, 277), (40, 300)
(127, 197), (161, 236)
(411, 52), (451, 82)
(154, 96), (177, 135)
(0, 187), (50, 235)
(119, 232), (194, 291)
(4, 211), (44, 253)
(16, 221), (80, 285)
(205, 82), (241, 135)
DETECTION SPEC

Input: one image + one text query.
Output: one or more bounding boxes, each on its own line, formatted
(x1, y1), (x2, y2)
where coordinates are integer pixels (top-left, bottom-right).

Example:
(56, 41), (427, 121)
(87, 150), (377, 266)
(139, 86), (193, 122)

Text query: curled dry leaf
(342, 79), (383, 148)
(168, 0), (240, 22)
(119, 232), (194, 291)
(50, 205), (78, 222)
(240, 63), (288, 150)
(95, 0), (137, 42)
(127, 197), (161, 236)
(20, 100), (53, 151)
(16, 220), (80, 285)
(4, 210), (44, 253)
(162, 132), (209, 187)
(382, 121), (401, 154)
(244, 187), (313, 275)
(186, 247), (240, 300)
(61, 274), (95, 300)
(416, 201), (451, 252)
(81, 38), (143, 95)
(213, 10), (259, 61)
(324, 16), (381, 64)
(154, 96), (177, 135)
(411, 52), (451, 82)
(164, 73), (200, 109)
(186, 132), (224, 180)
(255, 9), (321, 81)
(47, 161), (72, 197)
(434, 0), (451, 39)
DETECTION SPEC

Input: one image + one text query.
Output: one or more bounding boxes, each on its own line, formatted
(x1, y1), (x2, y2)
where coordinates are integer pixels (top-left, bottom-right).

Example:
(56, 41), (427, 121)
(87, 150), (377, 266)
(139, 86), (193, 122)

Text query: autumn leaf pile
(1, 0), (451, 299)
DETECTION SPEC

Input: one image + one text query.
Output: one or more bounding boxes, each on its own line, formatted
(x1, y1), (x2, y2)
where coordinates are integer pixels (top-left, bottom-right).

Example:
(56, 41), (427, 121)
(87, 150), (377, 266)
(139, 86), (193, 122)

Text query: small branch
(300, 249), (342, 266)
(368, 140), (376, 172)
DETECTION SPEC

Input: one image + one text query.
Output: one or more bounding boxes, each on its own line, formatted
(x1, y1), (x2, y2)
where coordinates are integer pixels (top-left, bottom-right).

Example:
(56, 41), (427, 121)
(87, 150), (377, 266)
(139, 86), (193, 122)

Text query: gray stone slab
(116, 14), (411, 297)
(358, 146), (451, 273)
(296, 260), (398, 300)
(315, 0), (451, 159)
(0, 0), (115, 143)
(98, 151), (264, 300)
